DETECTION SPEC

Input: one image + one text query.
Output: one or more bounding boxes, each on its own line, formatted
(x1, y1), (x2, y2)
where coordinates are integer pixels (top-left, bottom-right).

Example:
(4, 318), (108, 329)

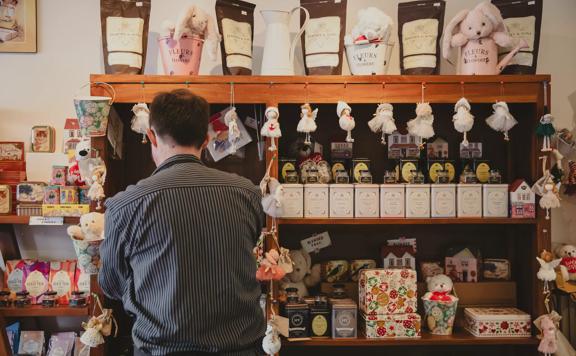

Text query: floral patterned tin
(358, 269), (417, 316)
(43, 186), (60, 205)
(350, 260), (377, 282)
(362, 312), (421, 338)
(16, 182), (46, 204)
(464, 307), (531, 337)
(0, 184), (11, 214)
(422, 298), (459, 335)
(74, 96), (113, 137)
(60, 186), (79, 204)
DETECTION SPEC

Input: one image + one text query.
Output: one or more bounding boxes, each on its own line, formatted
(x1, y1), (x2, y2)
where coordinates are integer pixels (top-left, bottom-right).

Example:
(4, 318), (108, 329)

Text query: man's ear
(147, 128), (158, 147)
(200, 134), (210, 150)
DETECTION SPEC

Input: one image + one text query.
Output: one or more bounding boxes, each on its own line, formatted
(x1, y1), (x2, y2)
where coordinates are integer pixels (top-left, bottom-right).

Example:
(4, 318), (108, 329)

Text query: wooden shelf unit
(89, 74), (551, 356)
(0, 305), (90, 317)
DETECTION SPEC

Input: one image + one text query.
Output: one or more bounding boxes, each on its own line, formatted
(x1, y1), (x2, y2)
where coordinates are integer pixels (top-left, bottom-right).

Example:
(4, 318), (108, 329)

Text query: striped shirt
(99, 154), (266, 355)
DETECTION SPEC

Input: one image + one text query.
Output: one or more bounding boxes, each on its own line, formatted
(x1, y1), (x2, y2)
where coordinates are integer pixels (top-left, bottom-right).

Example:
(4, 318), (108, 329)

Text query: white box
(304, 184), (329, 218)
(354, 184), (379, 218)
(330, 184), (354, 218)
(457, 184), (482, 217)
(280, 184), (304, 218)
(405, 184), (430, 218)
(483, 184), (509, 217)
(380, 184), (405, 218)
(431, 184), (456, 218)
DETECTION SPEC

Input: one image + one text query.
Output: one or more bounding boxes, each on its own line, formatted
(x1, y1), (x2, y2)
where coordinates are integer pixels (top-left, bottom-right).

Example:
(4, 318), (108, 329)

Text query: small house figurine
(459, 142), (482, 159)
(381, 246), (416, 270)
(509, 179), (536, 218)
(445, 247), (479, 282)
(63, 118), (82, 153)
(388, 132), (420, 159)
(427, 137), (449, 159)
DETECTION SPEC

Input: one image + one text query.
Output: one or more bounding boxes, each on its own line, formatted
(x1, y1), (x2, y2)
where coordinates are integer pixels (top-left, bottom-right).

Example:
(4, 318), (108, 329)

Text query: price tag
(29, 216), (64, 226)
(274, 316), (290, 338)
(244, 116), (258, 130)
(300, 232), (331, 253)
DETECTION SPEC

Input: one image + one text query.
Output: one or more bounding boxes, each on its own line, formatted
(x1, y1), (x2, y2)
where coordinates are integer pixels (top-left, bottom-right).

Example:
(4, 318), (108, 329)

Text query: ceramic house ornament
(297, 104), (318, 145)
(224, 107), (241, 154)
(486, 101), (517, 141)
(337, 101), (355, 143)
(261, 106), (282, 151)
(453, 98), (474, 146)
(536, 114), (555, 152)
(368, 103), (397, 145)
(131, 103), (150, 144)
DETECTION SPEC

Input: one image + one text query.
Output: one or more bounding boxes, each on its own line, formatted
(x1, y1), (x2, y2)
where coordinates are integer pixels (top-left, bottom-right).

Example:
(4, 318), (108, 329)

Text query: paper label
(25, 270), (48, 297)
(407, 189), (429, 216)
(106, 17), (144, 53)
(305, 16), (340, 68)
(7, 269), (23, 292)
(382, 190), (404, 216)
(301, 232), (331, 253)
(330, 189), (353, 216)
(433, 190), (455, 215)
(108, 52), (142, 69)
(459, 189), (481, 215)
(222, 18), (252, 69)
(402, 19), (438, 69)
(503, 16), (536, 52)
(487, 190), (507, 215)
(29, 216), (64, 226)
(275, 316), (290, 338)
(52, 270), (71, 296)
(306, 53), (340, 68)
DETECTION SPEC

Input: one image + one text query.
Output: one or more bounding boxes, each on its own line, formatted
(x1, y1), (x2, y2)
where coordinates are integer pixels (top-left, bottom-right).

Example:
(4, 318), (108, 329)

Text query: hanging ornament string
(230, 82), (235, 109)
(421, 82), (426, 104)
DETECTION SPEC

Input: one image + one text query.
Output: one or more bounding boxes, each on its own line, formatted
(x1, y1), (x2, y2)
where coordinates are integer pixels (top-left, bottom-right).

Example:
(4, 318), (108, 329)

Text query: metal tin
(31, 125), (56, 153)
(43, 186), (60, 205)
(17, 182), (46, 204)
(60, 186), (79, 204)
(51, 166), (68, 186)
(331, 299), (357, 339)
(352, 159), (370, 184)
(78, 186), (90, 205)
(0, 184), (12, 214)
(0, 141), (25, 161)
(285, 302), (309, 338)
(310, 295), (331, 338)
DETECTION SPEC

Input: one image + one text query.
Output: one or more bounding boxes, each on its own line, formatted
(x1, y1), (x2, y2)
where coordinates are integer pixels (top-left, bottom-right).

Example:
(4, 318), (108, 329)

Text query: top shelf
(90, 74), (550, 104)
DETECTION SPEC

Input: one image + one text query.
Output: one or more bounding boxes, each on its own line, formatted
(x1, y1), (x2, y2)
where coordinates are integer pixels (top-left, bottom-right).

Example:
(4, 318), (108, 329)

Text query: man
(99, 89), (266, 356)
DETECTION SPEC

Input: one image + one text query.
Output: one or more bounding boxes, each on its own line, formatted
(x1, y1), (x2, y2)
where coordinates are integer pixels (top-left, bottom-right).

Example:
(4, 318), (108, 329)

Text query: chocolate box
(361, 312), (421, 338)
(464, 307), (531, 337)
(358, 269), (417, 316)
(0, 184), (12, 214)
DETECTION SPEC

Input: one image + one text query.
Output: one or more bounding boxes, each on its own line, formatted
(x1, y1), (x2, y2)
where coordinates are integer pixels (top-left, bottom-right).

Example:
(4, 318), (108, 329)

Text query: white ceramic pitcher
(260, 7), (310, 75)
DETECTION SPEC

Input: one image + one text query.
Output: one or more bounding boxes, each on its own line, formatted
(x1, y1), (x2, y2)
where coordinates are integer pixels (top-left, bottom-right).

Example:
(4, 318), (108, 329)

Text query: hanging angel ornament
(536, 250), (562, 293)
(262, 320), (282, 355)
(261, 106), (282, 151)
(368, 103), (396, 145)
(337, 101), (355, 143)
(224, 107), (241, 154)
(297, 103), (318, 145)
(536, 114), (556, 152)
(131, 103), (150, 144)
(486, 101), (518, 141)
(532, 156), (561, 220)
(407, 102), (435, 148)
(452, 98), (474, 147)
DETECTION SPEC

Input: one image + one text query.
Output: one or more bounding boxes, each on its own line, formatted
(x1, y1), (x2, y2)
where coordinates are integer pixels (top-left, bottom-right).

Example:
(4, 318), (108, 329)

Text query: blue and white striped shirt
(99, 154), (266, 355)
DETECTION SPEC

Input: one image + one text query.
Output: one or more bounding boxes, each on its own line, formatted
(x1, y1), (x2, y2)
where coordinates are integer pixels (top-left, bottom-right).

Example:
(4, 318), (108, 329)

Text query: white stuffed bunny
(173, 5), (221, 60)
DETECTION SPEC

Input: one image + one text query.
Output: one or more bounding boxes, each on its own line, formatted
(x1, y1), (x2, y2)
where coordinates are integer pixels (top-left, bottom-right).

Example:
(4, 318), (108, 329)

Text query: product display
(216, 0), (255, 75)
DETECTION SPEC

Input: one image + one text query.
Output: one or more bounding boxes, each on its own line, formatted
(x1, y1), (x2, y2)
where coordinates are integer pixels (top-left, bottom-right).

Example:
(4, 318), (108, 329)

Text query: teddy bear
(442, 1), (527, 75)
(556, 244), (576, 282)
(172, 5), (221, 60)
(69, 137), (104, 186)
(423, 274), (457, 302)
(67, 212), (105, 242)
(280, 249), (321, 298)
(344, 7), (393, 45)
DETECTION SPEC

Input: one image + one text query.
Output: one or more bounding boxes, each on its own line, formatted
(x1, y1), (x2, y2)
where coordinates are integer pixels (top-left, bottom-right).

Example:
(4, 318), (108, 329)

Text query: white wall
(0, 0), (575, 260)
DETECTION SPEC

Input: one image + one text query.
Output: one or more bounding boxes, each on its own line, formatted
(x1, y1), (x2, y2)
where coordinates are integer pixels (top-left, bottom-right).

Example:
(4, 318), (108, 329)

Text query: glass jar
(435, 169), (449, 184)
(14, 291), (30, 308)
(330, 284), (347, 300)
(460, 168), (478, 184)
(489, 169), (502, 184)
(42, 291), (58, 308)
(383, 171), (397, 184)
(70, 291), (87, 308)
(285, 287), (300, 304)
(0, 291), (11, 307)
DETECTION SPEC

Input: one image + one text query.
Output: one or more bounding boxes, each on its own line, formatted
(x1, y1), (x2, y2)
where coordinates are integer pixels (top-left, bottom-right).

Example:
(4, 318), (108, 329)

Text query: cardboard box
(354, 184), (379, 218)
(361, 312), (421, 338)
(281, 184), (304, 218)
(358, 269), (417, 316)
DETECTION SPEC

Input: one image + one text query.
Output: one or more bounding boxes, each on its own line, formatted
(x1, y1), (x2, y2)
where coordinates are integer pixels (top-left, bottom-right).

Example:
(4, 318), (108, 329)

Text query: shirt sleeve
(248, 187), (265, 245)
(98, 205), (132, 301)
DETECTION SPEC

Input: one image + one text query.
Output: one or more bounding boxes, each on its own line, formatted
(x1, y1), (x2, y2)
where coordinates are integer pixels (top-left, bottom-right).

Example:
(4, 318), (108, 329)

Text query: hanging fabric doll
(565, 160), (576, 196)
(486, 101), (518, 141)
(256, 249), (287, 281)
(261, 106), (282, 151)
(262, 321), (282, 355)
(368, 103), (396, 145)
(260, 178), (284, 218)
(297, 103), (318, 145)
(536, 250), (562, 294)
(532, 156), (561, 220)
(131, 103), (150, 144)
(224, 107), (240, 154)
(337, 101), (355, 143)
(87, 165), (106, 210)
(452, 97), (474, 147)
(536, 114), (556, 152)
(407, 102), (435, 148)
(534, 314), (558, 356)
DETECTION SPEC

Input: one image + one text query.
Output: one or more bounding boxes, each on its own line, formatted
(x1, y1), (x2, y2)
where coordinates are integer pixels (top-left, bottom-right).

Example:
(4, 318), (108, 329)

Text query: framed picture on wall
(0, 0), (36, 53)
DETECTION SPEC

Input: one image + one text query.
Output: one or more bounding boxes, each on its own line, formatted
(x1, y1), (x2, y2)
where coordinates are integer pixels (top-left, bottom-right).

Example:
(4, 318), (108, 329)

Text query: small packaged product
(14, 291), (31, 307)
(0, 141), (25, 161)
(49, 260), (77, 305)
(47, 332), (76, 356)
(24, 260), (50, 304)
(331, 299), (357, 339)
(0, 184), (12, 214)
(6, 322), (20, 355)
(5, 259), (30, 295)
(0, 290), (11, 307)
(31, 126), (56, 152)
(18, 330), (45, 356)
(78, 186), (91, 204)
(216, 0), (255, 75)
(51, 165), (68, 186)
(483, 258), (511, 280)
(44, 186), (60, 205)
(60, 186), (79, 204)
(17, 182), (46, 204)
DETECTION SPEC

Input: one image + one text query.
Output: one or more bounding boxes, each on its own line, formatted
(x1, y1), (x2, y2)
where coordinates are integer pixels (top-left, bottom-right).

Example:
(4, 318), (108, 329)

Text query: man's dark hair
(150, 89), (209, 148)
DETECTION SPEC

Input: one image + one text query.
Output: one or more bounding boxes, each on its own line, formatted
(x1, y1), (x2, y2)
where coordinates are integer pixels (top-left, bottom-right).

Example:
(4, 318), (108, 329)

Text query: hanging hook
(421, 82), (426, 103)
(185, 81), (190, 89)
(381, 82), (386, 103)
(230, 82), (235, 108)
(500, 81), (504, 101)
(140, 81), (145, 103)
(460, 81), (465, 98)
(304, 82), (309, 103)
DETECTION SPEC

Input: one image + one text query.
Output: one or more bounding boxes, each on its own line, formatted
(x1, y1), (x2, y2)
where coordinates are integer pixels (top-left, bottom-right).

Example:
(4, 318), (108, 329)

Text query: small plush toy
(224, 107), (240, 154)
(556, 244), (576, 283)
(131, 103), (150, 144)
(87, 165), (106, 210)
(337, 101), (355, 143)
(536, 114), (556, 152)
(344, 7), (393, 45)
(453, 97), (474, 147)
(261, 106), (282, 151)
(423, 274), (457, 302)
(262, 321), (281, 355)
(67, 212), (105, 242)
(173, 5), (221, 60)
(297, 103), (318, 145)
(256, 249), (286, 281)
(281, 249), (321, 298)
(407, 102), (435, 147)
(486, 101), (517, 141)
(534, 314), (558, 356)
(260, 177), (284, 218)
(368, 103), (396, 145)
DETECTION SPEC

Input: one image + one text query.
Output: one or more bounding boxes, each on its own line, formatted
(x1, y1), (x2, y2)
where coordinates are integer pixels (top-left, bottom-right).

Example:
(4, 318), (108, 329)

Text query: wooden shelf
(0, 305), (89, 317)
(277, 218), (537, 225)
(283, 330), (539, 346)
(0, 215), (80, 225)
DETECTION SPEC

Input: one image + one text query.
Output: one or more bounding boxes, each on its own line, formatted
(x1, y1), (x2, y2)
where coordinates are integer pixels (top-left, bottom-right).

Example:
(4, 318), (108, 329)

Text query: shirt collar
(153, 154), (203, 175)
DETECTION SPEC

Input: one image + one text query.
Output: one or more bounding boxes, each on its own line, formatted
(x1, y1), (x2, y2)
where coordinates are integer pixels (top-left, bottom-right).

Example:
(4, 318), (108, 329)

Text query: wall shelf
(277, 218), (537, 225)
(0, 305), (89, 317)
(0, 215), (80, 225)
